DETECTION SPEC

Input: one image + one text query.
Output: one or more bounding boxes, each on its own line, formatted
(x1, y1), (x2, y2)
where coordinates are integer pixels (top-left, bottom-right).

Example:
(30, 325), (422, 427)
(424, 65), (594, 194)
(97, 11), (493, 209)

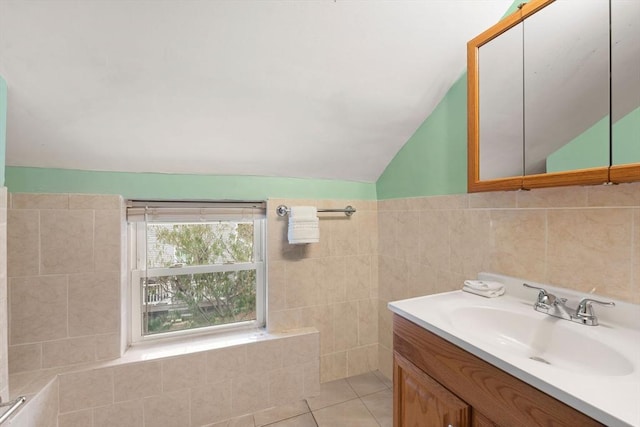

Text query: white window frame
(127, 204), (266, 344)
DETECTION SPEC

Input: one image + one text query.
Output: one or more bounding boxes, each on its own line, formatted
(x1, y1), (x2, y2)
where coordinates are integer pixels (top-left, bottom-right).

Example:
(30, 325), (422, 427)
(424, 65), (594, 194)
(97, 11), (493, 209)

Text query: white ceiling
(0, 0), (512, 183)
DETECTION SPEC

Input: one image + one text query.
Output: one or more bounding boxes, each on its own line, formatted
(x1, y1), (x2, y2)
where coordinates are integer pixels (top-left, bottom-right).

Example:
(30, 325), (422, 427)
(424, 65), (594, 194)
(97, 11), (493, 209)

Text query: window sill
(120, 326), (318, 364)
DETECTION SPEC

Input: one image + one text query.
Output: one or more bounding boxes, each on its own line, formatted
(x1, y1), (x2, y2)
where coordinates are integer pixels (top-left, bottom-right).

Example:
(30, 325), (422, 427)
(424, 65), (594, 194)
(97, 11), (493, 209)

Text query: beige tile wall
(377, 182), (640, 378)
(6, 186), (638, 394)
(3, 193), (350, 425)
(7, 194), (124, 376)
(6, 194), (372, 387)
(0, 188), (8, 401)
(5, 184), (636, 416)
(266, 199), (378, 382)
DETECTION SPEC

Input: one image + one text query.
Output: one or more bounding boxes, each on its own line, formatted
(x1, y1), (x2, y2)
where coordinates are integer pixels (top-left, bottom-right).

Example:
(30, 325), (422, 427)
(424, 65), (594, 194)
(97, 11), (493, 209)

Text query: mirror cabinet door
(468, 0), (638, 193)
(523, 0), (610, 177)
(611, 0), (640, 181)
(478, 22), (524, 181)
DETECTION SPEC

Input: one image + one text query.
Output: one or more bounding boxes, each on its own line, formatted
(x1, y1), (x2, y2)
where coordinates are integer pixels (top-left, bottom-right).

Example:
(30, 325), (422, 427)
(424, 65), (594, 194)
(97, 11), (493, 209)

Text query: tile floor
(209, 371), (393, 427)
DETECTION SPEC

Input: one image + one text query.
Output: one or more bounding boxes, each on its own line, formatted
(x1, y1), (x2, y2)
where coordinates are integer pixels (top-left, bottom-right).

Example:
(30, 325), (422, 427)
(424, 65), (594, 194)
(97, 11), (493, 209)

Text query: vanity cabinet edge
(392, 314), (604, 427)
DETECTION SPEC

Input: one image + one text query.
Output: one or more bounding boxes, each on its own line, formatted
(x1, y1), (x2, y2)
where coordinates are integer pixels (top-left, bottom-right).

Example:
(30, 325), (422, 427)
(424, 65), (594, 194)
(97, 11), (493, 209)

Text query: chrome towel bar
(0, 396), (26, 424)
(276, 205), (356, 217)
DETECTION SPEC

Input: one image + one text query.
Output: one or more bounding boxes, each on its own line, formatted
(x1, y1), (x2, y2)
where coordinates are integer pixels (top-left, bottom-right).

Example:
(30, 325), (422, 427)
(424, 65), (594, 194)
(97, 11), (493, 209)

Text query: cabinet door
(472, 411), (498, 427)
(394, 352), (470, 427)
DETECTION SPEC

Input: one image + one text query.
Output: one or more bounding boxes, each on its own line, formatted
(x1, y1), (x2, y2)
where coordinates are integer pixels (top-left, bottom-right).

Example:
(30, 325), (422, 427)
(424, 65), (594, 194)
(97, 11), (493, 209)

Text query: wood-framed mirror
(610, 0), (640, 183)
(467, 0), (639, 193)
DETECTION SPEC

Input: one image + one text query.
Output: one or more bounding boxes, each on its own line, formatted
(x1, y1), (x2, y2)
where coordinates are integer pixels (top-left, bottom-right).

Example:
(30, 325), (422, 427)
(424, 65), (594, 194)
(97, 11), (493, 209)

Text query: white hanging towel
(288, 206), (319, 244)
(290, 206), (317, 219)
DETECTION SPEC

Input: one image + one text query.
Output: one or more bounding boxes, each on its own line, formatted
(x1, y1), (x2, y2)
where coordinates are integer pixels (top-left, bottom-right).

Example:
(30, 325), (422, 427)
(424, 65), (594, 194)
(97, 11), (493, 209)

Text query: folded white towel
(290, 206), (317, 219)
(288, 237), (319, 244)
(462, 285), (505, 298)
(288, 221), (319, 228)
(288, 218), (319, 225)
(288, 228), (319, 244)
(463, 280), (504, 291)
(288, 227), (319, 237)
(288, 206), (319, 244)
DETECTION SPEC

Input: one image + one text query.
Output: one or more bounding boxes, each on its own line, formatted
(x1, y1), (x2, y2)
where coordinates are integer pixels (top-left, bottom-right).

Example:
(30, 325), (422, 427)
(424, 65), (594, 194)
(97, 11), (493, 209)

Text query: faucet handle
(576, 298), (615, 317)
(522, 283), (556, 305)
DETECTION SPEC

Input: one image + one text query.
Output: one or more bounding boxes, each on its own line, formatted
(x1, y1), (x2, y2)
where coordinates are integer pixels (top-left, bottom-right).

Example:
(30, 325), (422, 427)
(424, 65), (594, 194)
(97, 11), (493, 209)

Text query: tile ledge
(7, 327), (319, 404)
(119, 326), (318, 363)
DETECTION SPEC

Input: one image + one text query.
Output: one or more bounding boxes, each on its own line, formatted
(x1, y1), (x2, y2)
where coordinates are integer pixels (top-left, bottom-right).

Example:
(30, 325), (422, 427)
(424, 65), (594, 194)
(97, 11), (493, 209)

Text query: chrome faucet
(522, 283), (615, 326)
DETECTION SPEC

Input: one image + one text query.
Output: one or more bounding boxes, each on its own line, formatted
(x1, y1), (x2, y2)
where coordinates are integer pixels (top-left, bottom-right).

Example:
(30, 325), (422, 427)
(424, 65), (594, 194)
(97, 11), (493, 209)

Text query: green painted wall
(613, 106), (640, 164)
(376, 75), (468, 199)
(5, 166), (377, 200)
(545, 104), (640, 172)
(375, 0), (525, 200)
(0, 76), (7, 186)
(546, 115), (609, 173)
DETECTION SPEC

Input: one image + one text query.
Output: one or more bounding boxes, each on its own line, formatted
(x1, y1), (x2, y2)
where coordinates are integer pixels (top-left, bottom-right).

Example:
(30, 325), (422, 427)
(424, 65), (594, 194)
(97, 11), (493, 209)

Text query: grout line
(630, 209), (636, 292)
(359, 395), (383, 427)
(261, 411), (314, 427)
(543, 209), (549, 282)
(302, 398), (312, 414)
(309, 409), (320, 427)
(65, 275), (69, 341)
(141, 396), (146, 427)
(344, 376), (358, 396)
(37, 210), (41, 276)
(310, 392), (361, 413)
(187, 386), (192, 427)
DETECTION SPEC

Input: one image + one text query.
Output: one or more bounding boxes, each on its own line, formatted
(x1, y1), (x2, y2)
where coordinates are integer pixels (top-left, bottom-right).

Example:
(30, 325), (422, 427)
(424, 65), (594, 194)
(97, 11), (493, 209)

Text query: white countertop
(388, 273), (640, 427)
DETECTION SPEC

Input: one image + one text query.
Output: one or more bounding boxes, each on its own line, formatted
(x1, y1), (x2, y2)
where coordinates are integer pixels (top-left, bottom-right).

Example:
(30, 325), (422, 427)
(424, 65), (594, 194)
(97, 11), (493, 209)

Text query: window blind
(126, 200), (266, 223)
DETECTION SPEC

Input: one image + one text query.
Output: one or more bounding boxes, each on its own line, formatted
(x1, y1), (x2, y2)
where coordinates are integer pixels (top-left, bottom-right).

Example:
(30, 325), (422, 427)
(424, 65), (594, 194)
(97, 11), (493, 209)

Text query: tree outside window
(143, 222), (257, 335)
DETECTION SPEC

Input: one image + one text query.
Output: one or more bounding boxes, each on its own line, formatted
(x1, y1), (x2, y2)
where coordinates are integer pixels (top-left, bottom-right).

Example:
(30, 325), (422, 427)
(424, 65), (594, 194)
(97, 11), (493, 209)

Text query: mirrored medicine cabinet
(468, 0), (640, 192)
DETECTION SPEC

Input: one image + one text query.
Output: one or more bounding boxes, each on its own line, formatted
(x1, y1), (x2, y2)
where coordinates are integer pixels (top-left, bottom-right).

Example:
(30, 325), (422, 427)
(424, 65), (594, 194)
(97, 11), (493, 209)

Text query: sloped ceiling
(0, 0), (512, 183)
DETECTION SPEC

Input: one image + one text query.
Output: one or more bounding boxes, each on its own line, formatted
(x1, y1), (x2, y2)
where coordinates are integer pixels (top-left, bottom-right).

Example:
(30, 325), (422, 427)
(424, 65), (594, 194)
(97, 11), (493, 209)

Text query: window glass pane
(142, 270), (256, 335)
(146, 222), (254, 268)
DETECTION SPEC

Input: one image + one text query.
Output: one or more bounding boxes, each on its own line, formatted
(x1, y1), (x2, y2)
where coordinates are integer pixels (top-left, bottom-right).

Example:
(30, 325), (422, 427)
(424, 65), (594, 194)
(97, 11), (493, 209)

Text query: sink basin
(448, 306), (634, 377)
(388, 274), (640, 426)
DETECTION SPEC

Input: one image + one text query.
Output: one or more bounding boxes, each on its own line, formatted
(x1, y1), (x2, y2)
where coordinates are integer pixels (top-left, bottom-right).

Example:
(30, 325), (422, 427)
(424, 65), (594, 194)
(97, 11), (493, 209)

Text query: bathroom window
(127, 200), (266, 342)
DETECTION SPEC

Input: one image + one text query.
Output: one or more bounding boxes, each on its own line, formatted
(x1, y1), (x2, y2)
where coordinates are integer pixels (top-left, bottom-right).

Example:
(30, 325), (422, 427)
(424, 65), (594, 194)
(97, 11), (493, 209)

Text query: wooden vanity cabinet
(392, 314), (604, 427)
(471, 411), (498, 427)
(394, 352), (470, 426)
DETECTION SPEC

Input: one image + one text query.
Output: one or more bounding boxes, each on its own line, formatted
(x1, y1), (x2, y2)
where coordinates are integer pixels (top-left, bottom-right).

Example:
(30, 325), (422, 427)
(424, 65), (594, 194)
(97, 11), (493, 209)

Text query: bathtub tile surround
(266, 199), (379, 382)
(5, 330), (318, 427)
(7, 194), (124, 375)
(377, 182), (640, 378)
